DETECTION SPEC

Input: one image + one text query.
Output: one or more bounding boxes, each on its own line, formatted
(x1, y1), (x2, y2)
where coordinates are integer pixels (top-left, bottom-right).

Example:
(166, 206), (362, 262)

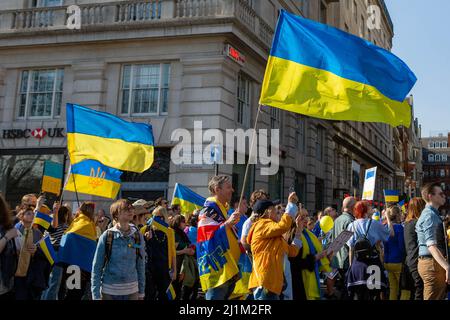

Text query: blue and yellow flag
(33, 211), (53, 230)
(66, 103), (154, 173)
(166, 283), (176, 300)
(58, 213), (97, 272)
(384, 190), (400, 203)
(38, 235), (58, 265)
(398, 200), (407, 213)
(171, 183), (206, 216)
(148, 216), (176, 270)
(372, 211), (381, 221)
(197, 197), (241, 292)
(260, 11), (417, 127)
(41, 161), (63, 196)
(65, 160), (122, 199)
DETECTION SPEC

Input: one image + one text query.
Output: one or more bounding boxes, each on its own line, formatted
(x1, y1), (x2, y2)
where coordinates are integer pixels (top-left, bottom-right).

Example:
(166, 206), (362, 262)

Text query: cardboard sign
(362, 167), (377, 201)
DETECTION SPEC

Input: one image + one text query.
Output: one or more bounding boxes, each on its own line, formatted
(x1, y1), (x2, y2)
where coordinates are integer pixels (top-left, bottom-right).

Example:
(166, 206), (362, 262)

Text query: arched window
(435, 154), (441, 162)
(428, 154), (434, 162)
(443, 154), (448, 162)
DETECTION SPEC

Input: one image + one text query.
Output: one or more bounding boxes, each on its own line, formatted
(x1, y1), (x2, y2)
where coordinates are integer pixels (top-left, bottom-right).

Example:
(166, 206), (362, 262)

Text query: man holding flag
(197, 176), (241, 300)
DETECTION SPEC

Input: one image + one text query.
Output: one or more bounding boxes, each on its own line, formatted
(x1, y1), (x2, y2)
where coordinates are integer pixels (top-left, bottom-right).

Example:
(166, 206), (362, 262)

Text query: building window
(295, 115), (306, 154)
(237, 73), (251, 128)
(270, 107), (280, 130)
(120, 64), (170, 116)
(315, 178), (324, 211)
(294, 172), (307, 205)
(268, 168), (284, 201)
(443, 141), (448, 148)
(18, 69), (64, 118)
(435, 154), (441, 162)
(428, 154), (434, 162)
(316, 126), (325, 161)
(429, 141), (435, 148)
(32, 0), (62, 7)
(441, 169), (445, 178)
(442, 154), (448, 162)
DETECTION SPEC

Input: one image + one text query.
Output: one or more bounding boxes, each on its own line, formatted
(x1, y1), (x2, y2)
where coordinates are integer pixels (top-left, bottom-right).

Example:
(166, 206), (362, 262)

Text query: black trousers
(180, 277), (200, 300)
(145, 267), (171, 301)
(402, 263), (424, 300)
(14, 276), (44, 300)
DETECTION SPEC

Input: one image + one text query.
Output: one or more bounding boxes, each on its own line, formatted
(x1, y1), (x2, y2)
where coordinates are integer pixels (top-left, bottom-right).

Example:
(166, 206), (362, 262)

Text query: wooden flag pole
(238, 104), (262, 213)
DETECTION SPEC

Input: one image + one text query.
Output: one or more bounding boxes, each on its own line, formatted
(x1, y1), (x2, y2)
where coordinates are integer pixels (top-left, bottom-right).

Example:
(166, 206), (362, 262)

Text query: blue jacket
(91, 225), (146, 300)
(384, 223), (405, 264)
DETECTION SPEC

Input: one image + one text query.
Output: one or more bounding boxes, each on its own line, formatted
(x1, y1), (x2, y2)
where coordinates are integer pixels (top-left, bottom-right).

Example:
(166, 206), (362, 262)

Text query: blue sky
(385, 0), (450, 137)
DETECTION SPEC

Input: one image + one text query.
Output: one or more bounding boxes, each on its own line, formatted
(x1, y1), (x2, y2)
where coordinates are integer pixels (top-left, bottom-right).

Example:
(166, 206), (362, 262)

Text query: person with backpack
(345, 201), (393, 300)
(0, 194), (20, 300)
(91, 199), (145, 300)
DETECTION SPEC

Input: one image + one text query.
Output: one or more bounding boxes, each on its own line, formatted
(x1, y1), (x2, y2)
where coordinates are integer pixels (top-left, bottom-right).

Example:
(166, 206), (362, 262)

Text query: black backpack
(353, 219), (376, 262)
(102, 228), (142, 270)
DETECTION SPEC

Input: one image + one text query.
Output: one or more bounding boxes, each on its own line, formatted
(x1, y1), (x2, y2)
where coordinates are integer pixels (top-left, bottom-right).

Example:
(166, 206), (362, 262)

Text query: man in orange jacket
(247, 193), (303, 300)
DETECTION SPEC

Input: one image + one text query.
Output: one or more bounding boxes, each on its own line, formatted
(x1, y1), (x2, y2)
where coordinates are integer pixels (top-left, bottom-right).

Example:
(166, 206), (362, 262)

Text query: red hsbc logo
(2, 128), (64, 139)
(31, 128), (47, 139)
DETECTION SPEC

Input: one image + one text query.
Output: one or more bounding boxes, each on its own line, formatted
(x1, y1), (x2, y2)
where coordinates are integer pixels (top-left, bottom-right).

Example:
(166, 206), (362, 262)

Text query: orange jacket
(247, 214), (299, 295)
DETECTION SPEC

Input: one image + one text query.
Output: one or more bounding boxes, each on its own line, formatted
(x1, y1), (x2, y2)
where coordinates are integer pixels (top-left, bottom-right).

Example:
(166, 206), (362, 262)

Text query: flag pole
(238, 104), (262, 212)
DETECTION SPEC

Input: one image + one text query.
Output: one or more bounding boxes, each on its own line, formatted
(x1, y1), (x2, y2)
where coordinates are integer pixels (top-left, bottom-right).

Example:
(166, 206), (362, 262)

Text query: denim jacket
(91, 224), (146, 300)
(416, 205), (446, 257)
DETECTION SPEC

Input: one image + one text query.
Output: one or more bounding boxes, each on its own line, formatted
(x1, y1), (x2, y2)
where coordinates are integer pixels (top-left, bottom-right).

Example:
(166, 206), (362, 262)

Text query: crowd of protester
(0, 178), (449, 300)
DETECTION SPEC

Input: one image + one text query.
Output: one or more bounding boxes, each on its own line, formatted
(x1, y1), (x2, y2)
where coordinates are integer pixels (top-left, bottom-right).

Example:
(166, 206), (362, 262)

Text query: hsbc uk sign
(2, 128), (65, 139)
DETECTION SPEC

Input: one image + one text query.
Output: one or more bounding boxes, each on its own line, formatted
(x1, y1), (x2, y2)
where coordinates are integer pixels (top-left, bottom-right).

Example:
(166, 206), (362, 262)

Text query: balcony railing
(0, 0), (274, 49)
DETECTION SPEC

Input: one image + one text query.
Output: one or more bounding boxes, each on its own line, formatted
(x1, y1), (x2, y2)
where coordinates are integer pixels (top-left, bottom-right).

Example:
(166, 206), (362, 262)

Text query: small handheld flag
(166, 283), (176, 300)
(384, 190), (399, 203)
(372, 211), (381, 221)
(37, 235), (58, 265)
(33, 211), (53, 230)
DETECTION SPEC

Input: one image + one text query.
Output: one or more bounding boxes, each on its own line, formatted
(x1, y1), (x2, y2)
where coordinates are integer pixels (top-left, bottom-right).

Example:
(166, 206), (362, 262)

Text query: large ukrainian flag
(65, 159), (122, 199)
(66, 103), (154, 173)
(260, 11), (417, 127)
(171, 183), (206, 216)
(58, 213), (97, 272)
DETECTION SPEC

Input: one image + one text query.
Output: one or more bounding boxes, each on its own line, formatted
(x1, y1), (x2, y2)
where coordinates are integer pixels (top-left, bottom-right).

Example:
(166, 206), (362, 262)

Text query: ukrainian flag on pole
(384, 189), (400, 203)
(65, 159), (122, 199)
(66, 103), (154, 173)
(171, 183), (206, 216)
(260, 11), (417, 127)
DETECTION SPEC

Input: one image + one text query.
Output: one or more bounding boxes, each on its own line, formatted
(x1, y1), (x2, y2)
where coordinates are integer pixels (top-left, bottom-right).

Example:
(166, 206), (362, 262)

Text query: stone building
(0, 0), (415, 212)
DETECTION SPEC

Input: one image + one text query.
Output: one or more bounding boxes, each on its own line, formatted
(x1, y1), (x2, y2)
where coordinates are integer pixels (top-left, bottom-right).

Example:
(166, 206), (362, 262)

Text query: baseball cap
(253, 199), (280, 215)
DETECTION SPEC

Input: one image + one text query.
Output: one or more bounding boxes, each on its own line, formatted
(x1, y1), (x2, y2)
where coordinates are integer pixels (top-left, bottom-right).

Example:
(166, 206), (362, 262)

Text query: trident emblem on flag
(88, 167), (105, 189)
